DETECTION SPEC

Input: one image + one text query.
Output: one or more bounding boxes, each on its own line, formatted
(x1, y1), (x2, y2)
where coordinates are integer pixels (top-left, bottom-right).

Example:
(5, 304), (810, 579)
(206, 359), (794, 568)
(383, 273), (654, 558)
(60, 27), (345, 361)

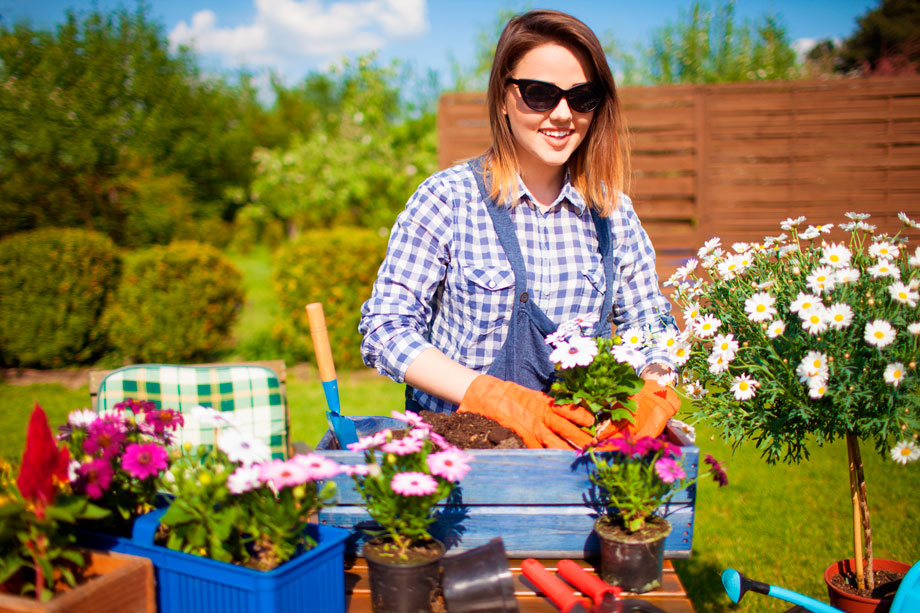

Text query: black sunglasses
(506, 78), (604, 113)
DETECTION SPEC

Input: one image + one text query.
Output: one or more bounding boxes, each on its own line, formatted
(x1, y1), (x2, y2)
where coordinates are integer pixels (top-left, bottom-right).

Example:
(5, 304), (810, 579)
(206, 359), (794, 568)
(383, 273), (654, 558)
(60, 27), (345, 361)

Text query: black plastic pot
(595, 516), (671, 594)
(441, 537), (518, 612)
(364, 539), (445, 613)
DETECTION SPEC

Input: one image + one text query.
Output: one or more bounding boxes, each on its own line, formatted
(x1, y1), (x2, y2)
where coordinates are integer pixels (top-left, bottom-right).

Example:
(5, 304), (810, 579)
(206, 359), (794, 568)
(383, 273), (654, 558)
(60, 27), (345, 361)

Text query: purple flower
(654, 457), (686, 484)
(83, 420), (125, 459)
(121, 442), (168, 479)
(77, 458), (114, 498)
(704, 454), (729, 487)
(391, 472), (438, 496)
(427, 449), (471, 482)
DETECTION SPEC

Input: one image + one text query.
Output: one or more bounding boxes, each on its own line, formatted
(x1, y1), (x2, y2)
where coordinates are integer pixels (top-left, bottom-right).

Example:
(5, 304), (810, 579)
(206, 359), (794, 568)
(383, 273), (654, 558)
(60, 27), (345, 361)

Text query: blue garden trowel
(306, 303), (358, 448)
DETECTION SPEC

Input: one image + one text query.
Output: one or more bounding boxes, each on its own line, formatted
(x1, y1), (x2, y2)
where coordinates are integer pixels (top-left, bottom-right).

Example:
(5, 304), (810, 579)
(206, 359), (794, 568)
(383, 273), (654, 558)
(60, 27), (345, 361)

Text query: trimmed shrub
(104, 241), (244, 362)
(273, 227), (388, 370)
(0, 228), (122, 367)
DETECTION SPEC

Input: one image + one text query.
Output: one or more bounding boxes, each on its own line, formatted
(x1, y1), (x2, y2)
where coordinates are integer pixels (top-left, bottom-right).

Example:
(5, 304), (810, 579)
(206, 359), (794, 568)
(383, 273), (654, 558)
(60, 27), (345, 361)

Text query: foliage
(103, 241), (244, 363)
(0, 227), (121, 368)
(837, 0), (920, 75)
(545, 318), (645, 432)
(448, 7), (521, 92)
(610, 0), (799, 85)
(159, 406), (337, 569)
(250, 56), (437, 234)
(0, 405), (108, 601)
(273, 227), (388, 369)
(587, 433), (727, 533)
(0, 5), (264, 243)
(57, 399), (179, 531)
(346, 411), (471, 560)
(667, 212), (920, 464)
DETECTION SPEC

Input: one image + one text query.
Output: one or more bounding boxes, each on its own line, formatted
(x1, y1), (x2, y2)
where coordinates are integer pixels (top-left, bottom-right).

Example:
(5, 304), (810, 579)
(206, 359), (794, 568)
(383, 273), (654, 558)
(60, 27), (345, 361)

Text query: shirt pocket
(578, 261), (608, 306)
(457, 262), (516, 336)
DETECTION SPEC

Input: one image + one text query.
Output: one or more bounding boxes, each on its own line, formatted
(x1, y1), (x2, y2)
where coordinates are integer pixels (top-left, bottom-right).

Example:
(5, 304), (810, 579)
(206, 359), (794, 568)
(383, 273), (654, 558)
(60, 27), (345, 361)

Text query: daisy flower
(693, 314), (721, 338)
(825, 303), (854, 329)
(778, 244), (799, 258)
(619, 328), (646, 347)
(730, 374), (759, 401)
(799, 227), (821, 240)
(391, 472), (438, 496)
(888, 282), (919, 307)
(674, 258), (698, 280)
(292, 453), (342, 480)
(864, 319), (896, 348)
(890, 440), (920, 464)
(780, 216), (805, 231)
(657, 328), (683, 352)
(611, 344), (648, 371)
(682, 302), (701, 325)
(856, 221), (877, 232)
(808, 379), (828, 399)
(711, 333), (739, 359)
(797, 352), (829, 384)
(550, 336), (599, 369)
(806, 266), (837, 294)
(218, 428), (272, 466)
(190, 405), (237, 428)
(701, 248), (723, 269)
(766, 320), (786, 338)
(909, 247), (920, 268)
(845, 212), (870, 220)
(869, 260), (900, 280)
(668, 341), (692, 366)
(697, 237), (721, 258)
(546, 317), (587, 345)
(869, 241), (899, 260)
(744, 292), (777, 322)
(427, 449), (472, 482)
(800, 307), (828, 335)
(682, 380), (708, 399)
(835, 267), (860, 284)
(898, 212), (920, 229)
(809, 223), (833, 235)
(790, 293), (822, 314)
(121, 442), (168, 480)
(708, 352), (731, 374)
(908, 322), (920, 336)
(883, 362), (906, 388)
(227, 465), (262, 494)
(717, 254), (743, 279)
(67, 409), (98, 428)
(821, 243), (852, 268)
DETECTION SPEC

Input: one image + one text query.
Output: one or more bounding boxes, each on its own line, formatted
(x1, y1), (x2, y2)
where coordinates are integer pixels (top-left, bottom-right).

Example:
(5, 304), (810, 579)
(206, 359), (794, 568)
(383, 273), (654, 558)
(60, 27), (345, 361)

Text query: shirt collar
(515, 167), (589, 215)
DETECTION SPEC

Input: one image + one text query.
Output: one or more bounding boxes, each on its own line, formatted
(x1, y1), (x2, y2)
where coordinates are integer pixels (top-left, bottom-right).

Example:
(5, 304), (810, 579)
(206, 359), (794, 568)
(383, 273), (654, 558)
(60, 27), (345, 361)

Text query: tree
(838, 0), (920, 75)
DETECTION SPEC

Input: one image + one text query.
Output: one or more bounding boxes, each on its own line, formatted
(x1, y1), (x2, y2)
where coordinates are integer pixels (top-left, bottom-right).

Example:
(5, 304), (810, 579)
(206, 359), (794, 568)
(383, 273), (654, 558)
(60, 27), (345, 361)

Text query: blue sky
(3, 0), (877, 88)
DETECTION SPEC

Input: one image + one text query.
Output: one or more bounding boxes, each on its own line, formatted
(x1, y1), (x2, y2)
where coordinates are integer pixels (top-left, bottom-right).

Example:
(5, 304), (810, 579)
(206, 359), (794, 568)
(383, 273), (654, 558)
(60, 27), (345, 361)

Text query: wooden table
(345, 557), (695, 612)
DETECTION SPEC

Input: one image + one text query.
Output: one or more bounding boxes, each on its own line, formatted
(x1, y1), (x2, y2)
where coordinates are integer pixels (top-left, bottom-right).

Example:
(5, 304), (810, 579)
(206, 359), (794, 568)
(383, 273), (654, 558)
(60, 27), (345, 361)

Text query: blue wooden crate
(316, 418), (698, 559)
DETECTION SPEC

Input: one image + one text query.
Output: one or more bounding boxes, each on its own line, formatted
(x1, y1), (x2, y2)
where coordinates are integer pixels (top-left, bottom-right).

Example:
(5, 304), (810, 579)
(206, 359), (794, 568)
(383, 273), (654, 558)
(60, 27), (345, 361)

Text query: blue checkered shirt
(359, 161), (676, 413)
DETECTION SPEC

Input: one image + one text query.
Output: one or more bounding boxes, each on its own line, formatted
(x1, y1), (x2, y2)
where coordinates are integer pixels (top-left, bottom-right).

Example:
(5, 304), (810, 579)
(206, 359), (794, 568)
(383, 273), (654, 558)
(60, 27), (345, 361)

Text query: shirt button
(488, 280), (495, 289)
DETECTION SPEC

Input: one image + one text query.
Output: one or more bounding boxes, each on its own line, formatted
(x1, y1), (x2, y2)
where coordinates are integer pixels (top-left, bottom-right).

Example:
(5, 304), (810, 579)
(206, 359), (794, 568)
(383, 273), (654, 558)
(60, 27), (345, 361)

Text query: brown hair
(485, 9), (630, 216)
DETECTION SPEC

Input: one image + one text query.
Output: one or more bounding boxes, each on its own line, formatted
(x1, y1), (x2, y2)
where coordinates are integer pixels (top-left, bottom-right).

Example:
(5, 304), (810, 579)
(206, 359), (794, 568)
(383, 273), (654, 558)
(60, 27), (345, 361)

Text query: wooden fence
(438, 77), (920, 281)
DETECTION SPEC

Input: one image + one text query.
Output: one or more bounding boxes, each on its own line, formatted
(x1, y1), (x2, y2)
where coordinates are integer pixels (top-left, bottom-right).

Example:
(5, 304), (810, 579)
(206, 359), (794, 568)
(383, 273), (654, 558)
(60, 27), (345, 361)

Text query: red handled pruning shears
(521, 558), (667, 613)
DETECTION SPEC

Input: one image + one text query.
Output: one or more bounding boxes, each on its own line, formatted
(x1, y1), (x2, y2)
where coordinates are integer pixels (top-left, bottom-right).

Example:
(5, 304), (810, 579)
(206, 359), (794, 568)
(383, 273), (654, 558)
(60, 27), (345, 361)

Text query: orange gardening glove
(597, 379), (680, 440)
(458, 375), (594, 449)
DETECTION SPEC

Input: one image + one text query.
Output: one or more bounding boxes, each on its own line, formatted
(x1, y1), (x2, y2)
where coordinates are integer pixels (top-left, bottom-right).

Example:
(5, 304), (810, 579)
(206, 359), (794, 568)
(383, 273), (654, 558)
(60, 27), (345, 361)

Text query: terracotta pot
(0, 550), (155, 613)
(363, 538), (445, 613)
(824, 558), (912, 613)
(594, 515), (671, 594)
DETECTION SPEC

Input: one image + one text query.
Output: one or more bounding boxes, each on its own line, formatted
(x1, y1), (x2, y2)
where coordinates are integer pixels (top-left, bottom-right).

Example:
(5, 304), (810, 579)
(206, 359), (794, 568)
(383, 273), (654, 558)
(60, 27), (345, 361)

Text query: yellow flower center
(739, 382), (749, 391)
(899, 291), (907, 300)
(810, 315), (821, 324)
(900, 447), (912, 457)
(893, 369), (902, 379)
(830, 254), (839, 262)
(756, 305), (766, 312)
(875, 331), (885, 339)
(834, 314), (844, 322)
(812, 360), (821, 369)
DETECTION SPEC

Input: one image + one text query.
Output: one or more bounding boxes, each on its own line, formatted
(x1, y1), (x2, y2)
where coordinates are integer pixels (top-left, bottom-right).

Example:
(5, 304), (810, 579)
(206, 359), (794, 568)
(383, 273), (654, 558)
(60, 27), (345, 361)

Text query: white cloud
(169, 0), (428, 72)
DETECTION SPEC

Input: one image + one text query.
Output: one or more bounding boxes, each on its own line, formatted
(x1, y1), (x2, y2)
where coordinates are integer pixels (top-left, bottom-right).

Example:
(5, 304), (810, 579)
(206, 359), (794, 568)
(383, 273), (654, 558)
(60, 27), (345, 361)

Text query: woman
(359, 9), (679, 448)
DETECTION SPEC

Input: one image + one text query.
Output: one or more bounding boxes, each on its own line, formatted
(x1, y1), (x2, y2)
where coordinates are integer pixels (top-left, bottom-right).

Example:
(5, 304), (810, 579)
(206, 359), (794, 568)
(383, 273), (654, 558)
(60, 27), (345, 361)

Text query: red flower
(17, 404), (70, 510)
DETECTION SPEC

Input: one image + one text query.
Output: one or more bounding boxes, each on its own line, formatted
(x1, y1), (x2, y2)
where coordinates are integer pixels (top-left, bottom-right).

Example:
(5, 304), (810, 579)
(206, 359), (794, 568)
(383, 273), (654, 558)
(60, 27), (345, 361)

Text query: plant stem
(848, 433), (874, 591)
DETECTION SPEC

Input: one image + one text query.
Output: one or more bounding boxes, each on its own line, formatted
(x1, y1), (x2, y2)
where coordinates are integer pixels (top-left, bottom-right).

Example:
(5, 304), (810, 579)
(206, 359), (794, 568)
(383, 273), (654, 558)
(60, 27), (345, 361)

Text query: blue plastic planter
(77, 508), (348, 613)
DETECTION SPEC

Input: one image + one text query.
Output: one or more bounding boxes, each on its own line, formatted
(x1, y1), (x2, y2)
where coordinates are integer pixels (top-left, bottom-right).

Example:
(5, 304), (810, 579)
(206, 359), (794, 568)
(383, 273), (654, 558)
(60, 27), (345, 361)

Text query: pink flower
(78, 458), (114, 499)
(391, 472), (438, 496)
(390, 410), (426, 429)
(427, 449), (471, 482)
(227, 465), (262, 494)
(347, 429), (391, 452)
(382, 437), (424, 455)
(121, 442), (168, 479)
(291, 453), (341, 480)
(84, 420), (126, 459)
(654, 457), (686, 484)
(259, 459), (309, 490)
(145, 408), (184, 434)
(340, 464), (373, 477)
(428, 431), (451, 450)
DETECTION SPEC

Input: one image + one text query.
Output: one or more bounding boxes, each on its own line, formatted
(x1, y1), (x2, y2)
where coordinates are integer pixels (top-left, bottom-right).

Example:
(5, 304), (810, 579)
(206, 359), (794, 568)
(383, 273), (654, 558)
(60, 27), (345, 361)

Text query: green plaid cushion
(96, 364), (289, 459)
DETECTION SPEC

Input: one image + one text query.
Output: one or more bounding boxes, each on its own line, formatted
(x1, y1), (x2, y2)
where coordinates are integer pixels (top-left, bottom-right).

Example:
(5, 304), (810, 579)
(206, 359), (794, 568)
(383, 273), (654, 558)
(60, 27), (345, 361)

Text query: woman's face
(503, 42), (596, 183)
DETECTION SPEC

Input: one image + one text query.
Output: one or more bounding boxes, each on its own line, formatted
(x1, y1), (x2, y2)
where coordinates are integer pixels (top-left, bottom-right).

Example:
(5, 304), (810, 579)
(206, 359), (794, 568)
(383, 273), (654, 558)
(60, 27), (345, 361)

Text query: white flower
(218, 428), (272, 466)
(697, 237), (721, 258)
(764, 233), (787, 247)
(908, 322), (920, 336)
(657, 328), (684, 352)
(611, 344), (647, 371)
(869, 241), (899, 260)
(800, 306), (828, 335)
(807, 223), (834, 236)
(766, 320), (786, 338)
(808, 379), (828, 399)
(883, 362), (906, 387)
(806, 266), (837, 294)
(711, 333), (739, 359)
(835, 267), (860, 284)
(693, 314), (721, 338)
(550, 336), (598, 368)
(683, 380), (708, 399)
(864, 319), (896, 348)
(682, 302), (701, 325)
(890, 440), (920, 464)
(856, 221), (877, 232)
(731, 242), (749, 253)
(546, 317), (587, 346)
(668, 340), (692, 366)
(821, 243), (852, 268)
(227, 465), (262, 494)
(701, 247), (723, 269)
(674, 259), (698, 280)
(888, 282), (919, 307)
(780, 216), (806, 231)
(654, 371), (678, 387)
(790, 293), (822, 314)
(191, 404), (238, 428)
(845, 212), (870, 221)
(797, 352), (829, 384)
(744, 292), (777, 322)
(778, 244), (799, 258)
(826, 303), (854, 329)
(898, 212), (920, 229)
(730, 374), (759, 400)
(735, 251), (754, 271)
(799, 227), (821, 240)
(67, 409), (97, 427)
(707, 351), (731, 374)
(717, 255), (742, 279)
(910, 247), (920, 268)
(619, 328), (646, 347)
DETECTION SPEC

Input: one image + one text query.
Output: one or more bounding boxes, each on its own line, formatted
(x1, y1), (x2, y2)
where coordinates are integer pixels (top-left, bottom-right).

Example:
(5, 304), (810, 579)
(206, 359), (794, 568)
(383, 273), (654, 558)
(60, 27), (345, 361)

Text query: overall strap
(590, 208), (616, 337)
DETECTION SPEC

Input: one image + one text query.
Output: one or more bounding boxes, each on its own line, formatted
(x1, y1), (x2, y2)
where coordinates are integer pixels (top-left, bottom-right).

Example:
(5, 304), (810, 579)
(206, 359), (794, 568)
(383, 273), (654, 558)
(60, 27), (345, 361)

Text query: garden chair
(89, 360), (292, 459)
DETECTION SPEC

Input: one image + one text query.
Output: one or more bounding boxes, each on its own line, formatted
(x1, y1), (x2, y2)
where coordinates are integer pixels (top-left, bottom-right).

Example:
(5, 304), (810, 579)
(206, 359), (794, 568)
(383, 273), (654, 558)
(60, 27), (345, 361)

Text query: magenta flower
(391, 472), (438, 496)
(382, 437), (424, 455)
(84, 420), (126, 459)
(78, 458), (114, 498)
(259, 459), (309, 490)
(292, 453), (341, 480)
(146, 408), (184, 434)
(654, 457), (686, 484)
(121, 442), (168, 479)
(704, 454), (729, 487)
(427, 449), (471, 482)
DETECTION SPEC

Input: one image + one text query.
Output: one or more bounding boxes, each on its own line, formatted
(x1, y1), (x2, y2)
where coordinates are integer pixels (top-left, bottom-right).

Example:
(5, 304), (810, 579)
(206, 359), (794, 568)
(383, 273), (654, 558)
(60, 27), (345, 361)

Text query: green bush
(104, 241), (244, 362)
(0, 228), (121, 367)
(273, 227), (388, 369)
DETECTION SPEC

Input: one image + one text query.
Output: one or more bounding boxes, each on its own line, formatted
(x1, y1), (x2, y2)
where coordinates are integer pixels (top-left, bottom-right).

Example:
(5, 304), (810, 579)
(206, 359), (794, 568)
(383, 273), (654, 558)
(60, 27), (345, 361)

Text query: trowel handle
(521, 559), (590, 613)
(558, 559), (622, 603)
(306, 303), (336, 383)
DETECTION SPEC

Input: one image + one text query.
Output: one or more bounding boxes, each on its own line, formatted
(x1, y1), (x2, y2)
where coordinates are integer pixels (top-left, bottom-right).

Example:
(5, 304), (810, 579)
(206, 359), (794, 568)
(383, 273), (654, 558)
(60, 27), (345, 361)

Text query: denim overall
(406, 157), (616, 411)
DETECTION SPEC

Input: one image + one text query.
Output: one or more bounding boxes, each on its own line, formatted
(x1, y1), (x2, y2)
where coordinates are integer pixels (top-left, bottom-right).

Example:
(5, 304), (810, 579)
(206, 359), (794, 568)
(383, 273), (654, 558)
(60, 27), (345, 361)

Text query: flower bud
(387, 453), (397, 465)
(199, 472), (212, 486)
(293, 485), (306, 499)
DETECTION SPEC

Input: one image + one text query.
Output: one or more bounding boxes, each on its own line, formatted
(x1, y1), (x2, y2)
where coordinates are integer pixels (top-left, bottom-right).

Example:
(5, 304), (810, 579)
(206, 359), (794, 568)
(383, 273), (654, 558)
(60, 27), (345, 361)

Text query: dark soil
(830, 568), (905, 600)
(418, 410), (525, 449)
